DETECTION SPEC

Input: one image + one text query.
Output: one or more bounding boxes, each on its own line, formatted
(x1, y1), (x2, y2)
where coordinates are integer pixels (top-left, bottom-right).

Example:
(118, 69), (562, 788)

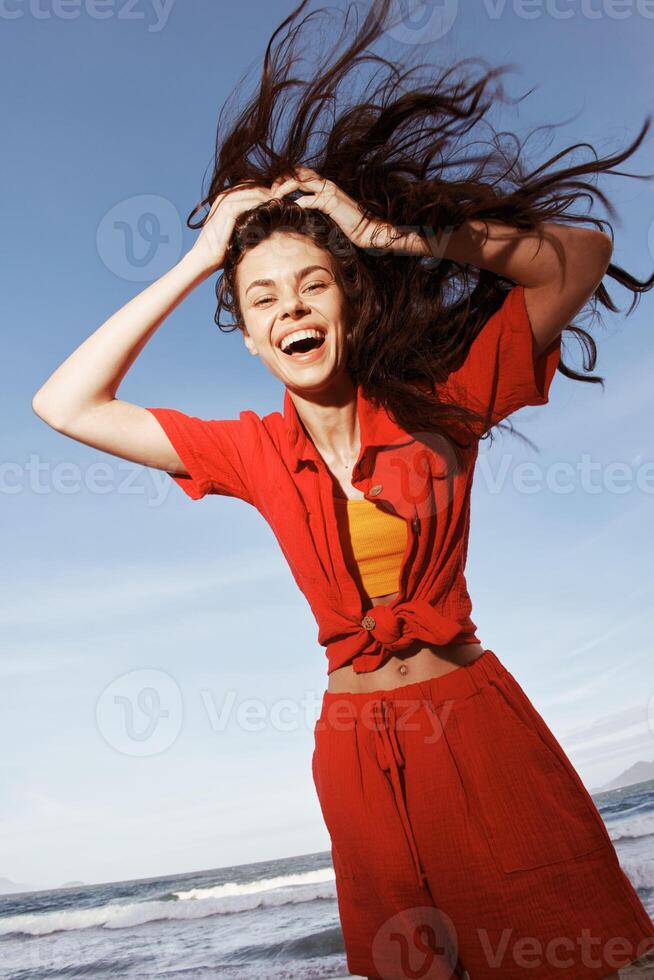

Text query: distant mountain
(591, 759), (654, 794)
(0, 877), (90, 895)
(0, 876), (34, 895)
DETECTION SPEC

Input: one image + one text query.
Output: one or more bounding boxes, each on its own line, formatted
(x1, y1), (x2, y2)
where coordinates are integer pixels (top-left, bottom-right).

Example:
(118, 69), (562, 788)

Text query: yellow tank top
(333, 496), (408, 599)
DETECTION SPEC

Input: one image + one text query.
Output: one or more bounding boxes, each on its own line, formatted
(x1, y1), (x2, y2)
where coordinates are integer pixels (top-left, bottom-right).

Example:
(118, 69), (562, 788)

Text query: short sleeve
(145, 406), (256, 504)
(437, 284), (561, 436)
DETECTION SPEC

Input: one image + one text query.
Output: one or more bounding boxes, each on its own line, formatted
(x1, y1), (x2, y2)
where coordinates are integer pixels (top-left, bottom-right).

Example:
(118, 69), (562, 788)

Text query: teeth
(279, 328), (325, 353)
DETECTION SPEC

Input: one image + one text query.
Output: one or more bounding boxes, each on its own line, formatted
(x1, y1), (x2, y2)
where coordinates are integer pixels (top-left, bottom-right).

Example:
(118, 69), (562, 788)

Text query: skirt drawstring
(369, 696), (471, 980)
(370, 697), (430, 891)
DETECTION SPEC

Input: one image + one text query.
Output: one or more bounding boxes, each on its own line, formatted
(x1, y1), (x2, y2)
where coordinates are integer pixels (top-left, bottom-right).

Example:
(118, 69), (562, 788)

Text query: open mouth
(278, 331), (327, 357)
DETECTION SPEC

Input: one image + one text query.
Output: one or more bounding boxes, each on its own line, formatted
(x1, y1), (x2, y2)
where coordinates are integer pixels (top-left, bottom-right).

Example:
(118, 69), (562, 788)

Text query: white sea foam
(173, 866), (335, 901)
(0, 867), (337, 938)
(619, 856), (654, 892)
(608, 811), (654, 843)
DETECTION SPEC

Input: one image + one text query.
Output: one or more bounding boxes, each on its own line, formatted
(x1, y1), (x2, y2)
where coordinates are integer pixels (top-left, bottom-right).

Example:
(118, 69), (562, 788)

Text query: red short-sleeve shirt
(147, 285), (561, 675)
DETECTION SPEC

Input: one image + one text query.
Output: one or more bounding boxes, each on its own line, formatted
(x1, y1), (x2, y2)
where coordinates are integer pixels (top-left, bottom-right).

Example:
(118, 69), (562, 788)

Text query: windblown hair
(188, 0), (653, 452)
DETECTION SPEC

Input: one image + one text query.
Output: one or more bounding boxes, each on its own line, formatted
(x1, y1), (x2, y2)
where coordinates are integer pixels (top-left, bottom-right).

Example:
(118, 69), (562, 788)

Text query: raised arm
(31, 183), (275, 481)
(431, 219), (613, 353)
(32, 250), (221, 477)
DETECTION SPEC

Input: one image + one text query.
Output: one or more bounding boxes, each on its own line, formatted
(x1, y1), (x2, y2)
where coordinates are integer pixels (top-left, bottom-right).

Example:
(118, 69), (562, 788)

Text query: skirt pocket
(445, 675), (610, 875)
(495, 669), (618, 855)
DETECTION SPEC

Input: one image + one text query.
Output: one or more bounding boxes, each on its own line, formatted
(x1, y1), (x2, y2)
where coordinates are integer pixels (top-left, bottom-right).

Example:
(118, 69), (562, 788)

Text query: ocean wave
(619, 856), (654, 892)
(0, 868), (337, 938)
(172, 867), (335, 902)
(608, 812), (654, 842)
(223, 924), (345, 963)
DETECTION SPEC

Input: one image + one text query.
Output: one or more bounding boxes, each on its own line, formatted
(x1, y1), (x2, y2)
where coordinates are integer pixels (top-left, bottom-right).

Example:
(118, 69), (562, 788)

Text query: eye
(252, 281), (328, 307)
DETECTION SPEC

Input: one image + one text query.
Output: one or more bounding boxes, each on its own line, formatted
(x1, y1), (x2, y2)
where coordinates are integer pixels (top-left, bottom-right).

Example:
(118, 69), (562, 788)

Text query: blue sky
(3, 0), (654, 891)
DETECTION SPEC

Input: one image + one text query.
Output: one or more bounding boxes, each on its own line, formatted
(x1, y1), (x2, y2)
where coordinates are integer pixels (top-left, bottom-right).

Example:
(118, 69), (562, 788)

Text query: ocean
(1, 779), (653, 980)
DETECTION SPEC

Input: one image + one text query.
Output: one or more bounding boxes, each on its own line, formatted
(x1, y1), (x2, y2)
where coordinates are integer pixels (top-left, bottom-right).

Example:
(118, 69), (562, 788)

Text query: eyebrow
(245, 264), (333, 297)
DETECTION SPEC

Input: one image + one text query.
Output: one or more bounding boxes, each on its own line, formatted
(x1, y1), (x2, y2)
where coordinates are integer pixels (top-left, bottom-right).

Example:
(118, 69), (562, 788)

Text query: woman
(32, 1), (654, 977)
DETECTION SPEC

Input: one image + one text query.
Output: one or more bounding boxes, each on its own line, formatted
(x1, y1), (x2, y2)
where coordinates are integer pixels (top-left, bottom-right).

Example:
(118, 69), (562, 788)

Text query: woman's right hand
(190, 181), (280, 274)
(31, 176), (288, 450)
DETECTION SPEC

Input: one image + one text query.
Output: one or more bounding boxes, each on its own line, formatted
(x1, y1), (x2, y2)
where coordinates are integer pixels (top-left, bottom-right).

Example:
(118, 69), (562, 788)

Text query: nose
(278, 288), (311, 318)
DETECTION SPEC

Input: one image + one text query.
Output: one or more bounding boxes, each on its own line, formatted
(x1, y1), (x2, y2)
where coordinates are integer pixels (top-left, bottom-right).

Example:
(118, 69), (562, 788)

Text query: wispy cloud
(0, 549), (283, 630)
(543, 613), (652, 707)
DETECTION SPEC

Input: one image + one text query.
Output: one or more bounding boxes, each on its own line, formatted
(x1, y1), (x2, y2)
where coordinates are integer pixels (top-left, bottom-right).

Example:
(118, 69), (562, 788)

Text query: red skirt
(312, 648), (654, 980)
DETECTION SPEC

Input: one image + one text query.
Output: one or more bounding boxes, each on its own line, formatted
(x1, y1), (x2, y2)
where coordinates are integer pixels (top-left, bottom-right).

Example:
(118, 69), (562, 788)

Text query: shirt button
(361, 614), (376, 630)
(369, 484), (383, 496)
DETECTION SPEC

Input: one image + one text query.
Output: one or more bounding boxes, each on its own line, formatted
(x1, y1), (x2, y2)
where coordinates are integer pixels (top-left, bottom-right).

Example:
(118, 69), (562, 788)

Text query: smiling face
(235, 231), (352, 394)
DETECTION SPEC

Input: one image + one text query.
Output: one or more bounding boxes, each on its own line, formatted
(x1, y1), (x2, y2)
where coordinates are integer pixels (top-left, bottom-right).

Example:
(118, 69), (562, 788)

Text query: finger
(285, 176), (328, 196)
(295, 167), (329, 189)
(293, 194), (322, 209)
(271, 176), (299, 196)
(295, 165), (321, 179)
(270, 175), (289, 193)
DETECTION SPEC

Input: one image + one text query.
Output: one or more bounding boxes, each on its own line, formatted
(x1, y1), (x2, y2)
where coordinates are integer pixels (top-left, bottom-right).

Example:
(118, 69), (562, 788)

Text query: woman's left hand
(270, 166), (430, 256)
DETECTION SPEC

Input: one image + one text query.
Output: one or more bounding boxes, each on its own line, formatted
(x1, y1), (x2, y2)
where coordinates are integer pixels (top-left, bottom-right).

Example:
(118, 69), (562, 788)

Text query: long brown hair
(188, 0), (653, 452)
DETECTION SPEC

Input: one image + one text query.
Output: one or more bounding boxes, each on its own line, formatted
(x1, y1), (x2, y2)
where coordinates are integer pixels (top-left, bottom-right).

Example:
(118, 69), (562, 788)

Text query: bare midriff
(327, 588), (485, 693)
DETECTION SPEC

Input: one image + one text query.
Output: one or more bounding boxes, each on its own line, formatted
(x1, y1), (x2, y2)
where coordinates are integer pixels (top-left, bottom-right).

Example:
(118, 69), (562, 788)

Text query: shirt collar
(283, 382), (414, 472)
